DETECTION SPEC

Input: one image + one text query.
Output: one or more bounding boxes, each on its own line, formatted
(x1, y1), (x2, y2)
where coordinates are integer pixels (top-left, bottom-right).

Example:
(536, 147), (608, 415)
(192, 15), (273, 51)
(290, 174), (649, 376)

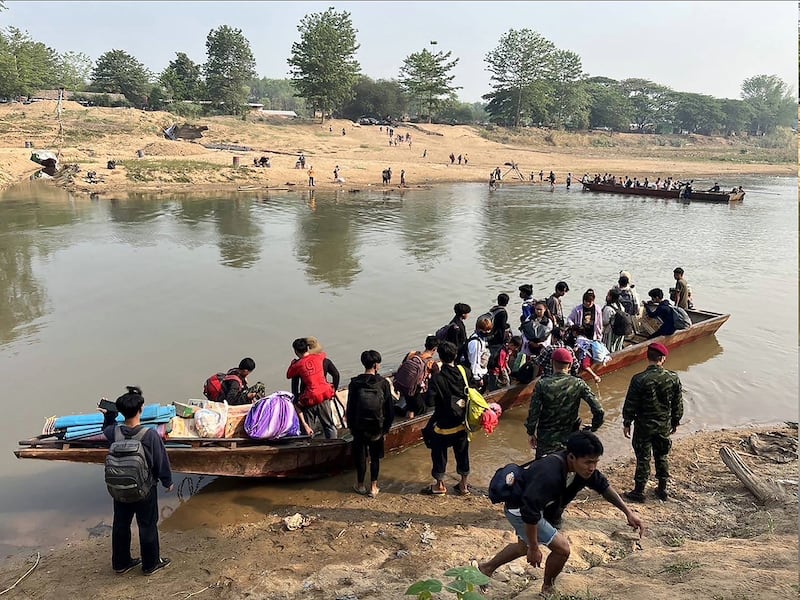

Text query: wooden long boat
(582, 181), (745, 203)
(15, 309), (729, 478)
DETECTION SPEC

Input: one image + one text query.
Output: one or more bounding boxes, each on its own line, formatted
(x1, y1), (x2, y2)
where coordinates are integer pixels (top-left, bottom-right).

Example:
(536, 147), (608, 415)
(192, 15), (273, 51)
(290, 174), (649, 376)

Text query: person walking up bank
(622, 342), (684, 502)
(103, 387), (172, 576)
(478, 431), (643, 597)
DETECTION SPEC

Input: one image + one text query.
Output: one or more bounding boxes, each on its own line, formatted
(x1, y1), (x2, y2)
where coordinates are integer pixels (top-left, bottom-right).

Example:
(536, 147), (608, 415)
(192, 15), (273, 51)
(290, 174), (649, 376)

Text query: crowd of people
(102, 268), (690, 594)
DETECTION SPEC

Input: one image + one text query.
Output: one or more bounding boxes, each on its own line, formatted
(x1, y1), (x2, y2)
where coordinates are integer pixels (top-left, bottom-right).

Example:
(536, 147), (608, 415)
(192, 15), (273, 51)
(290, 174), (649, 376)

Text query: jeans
(112, 487), (160, 572)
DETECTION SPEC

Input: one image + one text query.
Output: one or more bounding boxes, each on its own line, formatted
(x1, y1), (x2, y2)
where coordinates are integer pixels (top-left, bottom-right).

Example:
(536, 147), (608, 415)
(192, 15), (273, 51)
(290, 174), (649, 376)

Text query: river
(0, 176), (796, 561)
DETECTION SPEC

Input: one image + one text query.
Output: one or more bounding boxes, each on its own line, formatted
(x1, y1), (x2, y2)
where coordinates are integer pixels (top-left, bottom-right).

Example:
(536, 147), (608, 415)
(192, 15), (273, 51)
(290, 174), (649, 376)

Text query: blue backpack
(488, 461), (533, 504)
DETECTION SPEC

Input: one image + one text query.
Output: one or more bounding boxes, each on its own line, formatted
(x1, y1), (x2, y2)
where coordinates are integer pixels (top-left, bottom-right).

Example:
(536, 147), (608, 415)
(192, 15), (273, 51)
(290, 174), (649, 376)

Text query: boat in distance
(582, 181), (745, 202)
(15, 309), (729, 478)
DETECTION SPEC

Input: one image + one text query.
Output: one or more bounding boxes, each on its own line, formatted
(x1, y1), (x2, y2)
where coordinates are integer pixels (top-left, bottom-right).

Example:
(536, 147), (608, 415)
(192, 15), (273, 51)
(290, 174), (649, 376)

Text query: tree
(670, 92), (725, 135)
(204, 26), (256, 114)
(90, 49), (152, 107)
(740, 74), (796, 134)
(159, 52), (202, 101)
(288, 7), (360, 121)
(549, 49), (588, 129)
(57, 51), (92, 90)
(339, 75), (408, 121)
(619, 78), (674, 132)
(585, 77), (631, 131)
(399, 47), (460, 122)
(484, 28), (555, 128)
(248, 77), (306, 112)
(0, 27), (60, 98)
(718, 98), (753, 135)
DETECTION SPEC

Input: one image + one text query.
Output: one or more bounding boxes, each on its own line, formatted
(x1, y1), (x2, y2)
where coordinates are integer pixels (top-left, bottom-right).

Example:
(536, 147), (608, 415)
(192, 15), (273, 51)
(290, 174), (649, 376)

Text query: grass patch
(665, 535), (685, 547)
(120, 159), (221, 183)
(660, 560), (701, 580)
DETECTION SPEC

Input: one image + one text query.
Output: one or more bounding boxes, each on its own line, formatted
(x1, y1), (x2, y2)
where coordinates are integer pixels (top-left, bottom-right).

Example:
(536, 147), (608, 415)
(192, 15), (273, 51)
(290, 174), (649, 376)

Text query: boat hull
(15, 310), (729, 477)
(582, 182), (744, 202)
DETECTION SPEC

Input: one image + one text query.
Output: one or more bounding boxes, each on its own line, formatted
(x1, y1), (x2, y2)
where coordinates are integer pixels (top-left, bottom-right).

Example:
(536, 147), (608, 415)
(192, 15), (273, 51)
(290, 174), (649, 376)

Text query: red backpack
(203, 372), (242, 402)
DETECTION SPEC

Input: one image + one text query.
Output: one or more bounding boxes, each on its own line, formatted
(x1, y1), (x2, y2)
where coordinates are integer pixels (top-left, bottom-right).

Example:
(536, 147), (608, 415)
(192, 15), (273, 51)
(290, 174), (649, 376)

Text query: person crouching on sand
(478, 431), (643, 597)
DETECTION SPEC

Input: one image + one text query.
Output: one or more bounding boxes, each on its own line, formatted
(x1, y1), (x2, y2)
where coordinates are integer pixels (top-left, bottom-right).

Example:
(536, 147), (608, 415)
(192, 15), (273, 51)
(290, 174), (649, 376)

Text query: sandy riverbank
(1, 425), (796, 599)
(0, 101), (794, 197)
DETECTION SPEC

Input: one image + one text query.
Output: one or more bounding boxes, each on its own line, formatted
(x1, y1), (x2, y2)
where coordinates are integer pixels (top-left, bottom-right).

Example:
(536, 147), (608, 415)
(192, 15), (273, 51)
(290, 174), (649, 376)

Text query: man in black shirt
(478, 432), (643, 597)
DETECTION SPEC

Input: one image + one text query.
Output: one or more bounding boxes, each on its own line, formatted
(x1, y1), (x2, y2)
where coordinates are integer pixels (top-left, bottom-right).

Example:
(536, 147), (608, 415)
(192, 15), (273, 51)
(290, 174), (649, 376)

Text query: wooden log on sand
(719, 445), (787, 504)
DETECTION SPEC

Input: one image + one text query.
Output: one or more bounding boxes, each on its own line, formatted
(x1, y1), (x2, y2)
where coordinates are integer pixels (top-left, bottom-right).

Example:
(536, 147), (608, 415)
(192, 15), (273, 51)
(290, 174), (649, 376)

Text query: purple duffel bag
(244, 391), (301, 440)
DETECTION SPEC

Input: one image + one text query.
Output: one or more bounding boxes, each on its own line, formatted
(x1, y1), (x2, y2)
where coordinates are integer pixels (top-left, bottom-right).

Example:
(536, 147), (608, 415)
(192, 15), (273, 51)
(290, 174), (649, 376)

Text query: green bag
(456, 366), (491, 434)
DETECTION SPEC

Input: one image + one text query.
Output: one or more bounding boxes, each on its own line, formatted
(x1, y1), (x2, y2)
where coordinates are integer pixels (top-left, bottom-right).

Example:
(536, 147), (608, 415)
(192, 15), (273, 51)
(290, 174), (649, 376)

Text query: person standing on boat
(622, 342), (683, 502)
(104, 386), (173, 576)
(525, 348), (605, 460)
(643, 288), (677, 338)
(465, 315), (493, 392)
(442, 302), (471, 356)
(421, 341), (472, 496)
(286, 338), (341, 439)
(671, 267), (690, 309)
(519, 284), (536, 324)
(567, 289), (603, 341)
(347, 350), (395, 498)
(532, 327), (579, 379)
(601, 288), (628, 353)
(545, 281), (570, 328)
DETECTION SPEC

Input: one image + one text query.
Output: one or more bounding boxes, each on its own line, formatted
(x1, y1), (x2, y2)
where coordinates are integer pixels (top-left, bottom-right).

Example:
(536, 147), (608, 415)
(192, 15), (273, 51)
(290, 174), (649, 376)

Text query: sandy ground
(0, 101), (793, 197)
(0, 425), (796, 599)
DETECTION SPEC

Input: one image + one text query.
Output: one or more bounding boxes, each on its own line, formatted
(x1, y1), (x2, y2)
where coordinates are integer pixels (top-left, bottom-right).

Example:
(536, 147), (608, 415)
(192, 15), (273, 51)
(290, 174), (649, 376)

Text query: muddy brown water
(0, 176), (796, 561)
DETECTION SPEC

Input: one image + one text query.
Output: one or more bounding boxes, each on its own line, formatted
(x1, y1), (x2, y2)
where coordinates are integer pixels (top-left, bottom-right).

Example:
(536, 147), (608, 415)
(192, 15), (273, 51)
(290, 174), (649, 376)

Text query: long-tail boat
(582, 181), (745, 202)
(15, 309), (729, 478)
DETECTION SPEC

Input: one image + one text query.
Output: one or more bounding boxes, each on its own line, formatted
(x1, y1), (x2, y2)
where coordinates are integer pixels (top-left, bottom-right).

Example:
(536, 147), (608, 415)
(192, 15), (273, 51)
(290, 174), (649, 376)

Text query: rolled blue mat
(53, 404), (175, 428)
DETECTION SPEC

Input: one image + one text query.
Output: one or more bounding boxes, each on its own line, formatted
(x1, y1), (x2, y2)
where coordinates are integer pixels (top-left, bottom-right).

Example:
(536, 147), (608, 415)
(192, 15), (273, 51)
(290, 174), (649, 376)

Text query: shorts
(504, 507), (557, 547)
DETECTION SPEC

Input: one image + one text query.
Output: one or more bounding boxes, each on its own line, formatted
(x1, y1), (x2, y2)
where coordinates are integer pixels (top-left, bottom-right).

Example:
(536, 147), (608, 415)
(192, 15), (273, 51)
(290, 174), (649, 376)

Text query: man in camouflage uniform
(526, 348), (605, 460)
(622, 342), (683, 502)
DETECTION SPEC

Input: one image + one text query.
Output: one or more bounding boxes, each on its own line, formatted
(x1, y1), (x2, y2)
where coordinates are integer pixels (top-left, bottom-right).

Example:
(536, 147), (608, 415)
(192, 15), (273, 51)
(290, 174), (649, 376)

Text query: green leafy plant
(405, 566), (489, 600)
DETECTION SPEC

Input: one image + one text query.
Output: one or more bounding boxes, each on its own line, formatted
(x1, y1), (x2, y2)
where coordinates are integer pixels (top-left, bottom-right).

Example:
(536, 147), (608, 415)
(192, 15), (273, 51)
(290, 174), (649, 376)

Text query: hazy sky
(4, 1), (797, 102)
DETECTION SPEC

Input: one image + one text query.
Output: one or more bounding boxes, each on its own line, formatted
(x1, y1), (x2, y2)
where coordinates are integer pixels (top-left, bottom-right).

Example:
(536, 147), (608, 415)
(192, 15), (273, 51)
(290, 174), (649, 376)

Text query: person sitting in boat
(567, 289), (603, 342)
(565, 326), (605, 383)
(708, 182), (720, 192)
(222, 358), (259, 405)
(643, 288), (677, 338)
(286, 337), (341, 439)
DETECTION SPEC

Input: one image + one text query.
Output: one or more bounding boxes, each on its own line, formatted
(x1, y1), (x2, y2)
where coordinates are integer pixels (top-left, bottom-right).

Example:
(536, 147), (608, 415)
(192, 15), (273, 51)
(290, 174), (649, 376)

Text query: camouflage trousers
(248, 382), (267, 400)
(535, 430), (570, 460)
(632, 429), (672, 485)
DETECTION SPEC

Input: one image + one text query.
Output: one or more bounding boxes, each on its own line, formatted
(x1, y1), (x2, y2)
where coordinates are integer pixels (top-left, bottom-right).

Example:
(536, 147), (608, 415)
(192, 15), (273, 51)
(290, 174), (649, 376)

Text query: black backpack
(351, 377), (386, 437)
(105, 426), (154, 503)
(488, 460), (534, 504)
(618, 289), (638, 316)
(610, 305), (634, 336)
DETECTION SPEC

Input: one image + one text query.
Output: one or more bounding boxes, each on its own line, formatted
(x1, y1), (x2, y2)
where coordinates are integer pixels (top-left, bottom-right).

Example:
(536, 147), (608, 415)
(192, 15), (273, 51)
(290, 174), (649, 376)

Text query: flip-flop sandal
(452, 484), (472, 496)
(353, 484), (368, 495)
(420, 485), (447, 496)
(114, 558), (141, 574)
(368, 488), (380, 498)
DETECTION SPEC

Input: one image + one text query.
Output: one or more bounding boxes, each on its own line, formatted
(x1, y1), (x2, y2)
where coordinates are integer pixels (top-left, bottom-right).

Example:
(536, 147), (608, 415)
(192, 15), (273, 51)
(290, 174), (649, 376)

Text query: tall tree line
(0, 11), (794, 136)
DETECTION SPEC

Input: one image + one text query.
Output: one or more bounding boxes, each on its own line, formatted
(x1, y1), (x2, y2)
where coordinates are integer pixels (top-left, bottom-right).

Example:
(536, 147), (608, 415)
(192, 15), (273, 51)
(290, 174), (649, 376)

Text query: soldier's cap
(518, 284), (533, 295)
(552, 348), (573, 364)
(619, 270), (632, 281)
(648, 342), (669, 358)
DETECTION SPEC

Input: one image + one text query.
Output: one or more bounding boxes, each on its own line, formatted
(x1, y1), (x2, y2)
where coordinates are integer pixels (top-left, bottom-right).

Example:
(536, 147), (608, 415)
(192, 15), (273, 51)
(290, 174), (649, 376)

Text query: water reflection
(213, 198), (263, 269)
(394, 193), (453, 271)
(293, 194), (362, 289)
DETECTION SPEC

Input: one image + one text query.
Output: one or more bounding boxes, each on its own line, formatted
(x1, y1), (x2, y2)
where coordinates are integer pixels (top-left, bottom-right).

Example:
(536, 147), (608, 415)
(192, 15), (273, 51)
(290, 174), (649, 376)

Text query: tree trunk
(719, 445), (785, 504)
